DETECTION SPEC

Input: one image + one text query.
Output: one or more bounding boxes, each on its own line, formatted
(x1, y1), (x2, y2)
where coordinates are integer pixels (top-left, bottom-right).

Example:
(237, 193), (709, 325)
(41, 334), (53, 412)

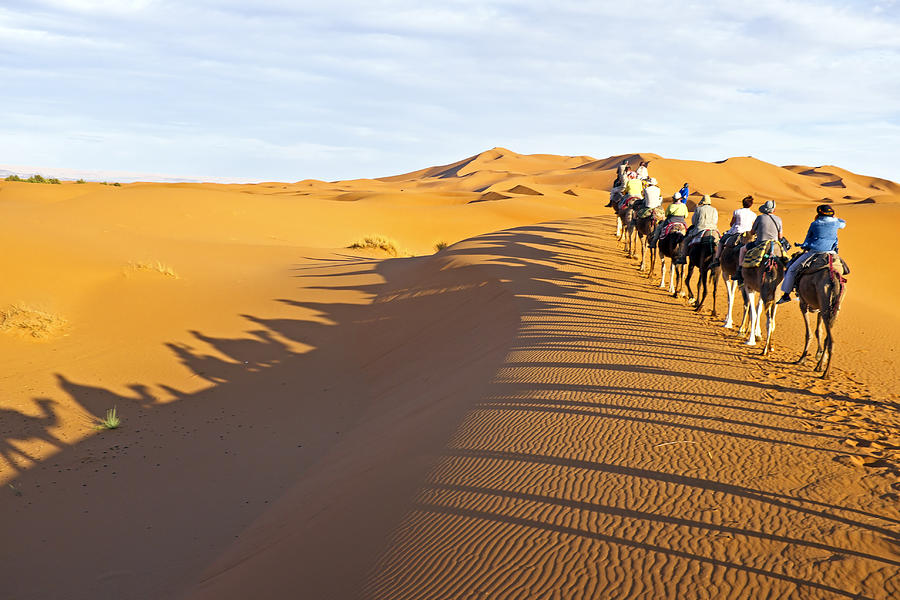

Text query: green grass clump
(348, 235), (400, 256)
(96, 407), (120, 430)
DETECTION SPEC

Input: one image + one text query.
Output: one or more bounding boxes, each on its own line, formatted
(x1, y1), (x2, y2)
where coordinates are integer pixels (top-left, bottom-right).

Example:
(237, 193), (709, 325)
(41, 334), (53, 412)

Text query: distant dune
(2, 149), (898, 600)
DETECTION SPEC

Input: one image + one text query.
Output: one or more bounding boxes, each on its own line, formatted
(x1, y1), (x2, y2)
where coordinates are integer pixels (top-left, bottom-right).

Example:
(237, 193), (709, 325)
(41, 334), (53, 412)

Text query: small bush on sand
(96, 407), (120, 430)
(26, 174), (46, 183)
(4, 174), (22, 182)
(348, 235), (400, 256)
(0, 304), (67, 338)
(434, 241), (448, 251)
(112, 182), (121, 187)
(48, 178), (61, 184)
(128, 261), (179, 278)
(75, 179), (86, 184)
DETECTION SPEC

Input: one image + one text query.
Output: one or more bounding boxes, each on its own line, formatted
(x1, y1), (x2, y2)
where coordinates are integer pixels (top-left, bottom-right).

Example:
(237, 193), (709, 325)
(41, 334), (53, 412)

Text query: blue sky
(2, 0), (899, 182)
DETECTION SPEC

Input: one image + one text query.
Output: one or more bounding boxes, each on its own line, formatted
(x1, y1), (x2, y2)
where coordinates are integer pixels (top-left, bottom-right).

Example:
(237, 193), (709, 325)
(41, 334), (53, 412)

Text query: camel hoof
(723, 323), (733, 329)
(745, 340), (756, 347)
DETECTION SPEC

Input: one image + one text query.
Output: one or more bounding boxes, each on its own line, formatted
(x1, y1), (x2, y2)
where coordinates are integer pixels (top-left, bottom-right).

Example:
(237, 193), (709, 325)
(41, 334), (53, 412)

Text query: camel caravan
(607, 161), (849, 377)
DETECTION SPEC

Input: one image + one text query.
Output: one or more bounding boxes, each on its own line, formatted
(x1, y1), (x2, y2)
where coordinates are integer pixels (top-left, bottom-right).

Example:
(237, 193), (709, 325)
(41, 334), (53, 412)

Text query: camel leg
(755, 297), (763, 339)
(744, 291), (758, 345)
(669, 263), (677, 295)
(796, 308), (811, 363)
(763, 302), (777, 355)
(710, 268), (718, 317)
(723, 279), (737, 328)
(814, 313), (825, 367)
(639, 238), (647, 272)
(694, 267), (708, 313)
(659, 257), (667, 289)
(738, 286), (750, 334)
(616, 216), (622, 239)
(820, 318), (834, 378)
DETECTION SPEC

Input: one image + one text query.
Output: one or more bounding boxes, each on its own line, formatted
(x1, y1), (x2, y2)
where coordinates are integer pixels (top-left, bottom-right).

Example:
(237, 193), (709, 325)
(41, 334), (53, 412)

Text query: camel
(683, 230), (719, 314)
(629, 207), (662, 273)
(650, 226), (686, 296)
(794, 253), (847, 378)
(0, 398), (64, 473)
(718, 232), (751, 329)
(616, 196), (637, 254)
(739, 241), (786, 353)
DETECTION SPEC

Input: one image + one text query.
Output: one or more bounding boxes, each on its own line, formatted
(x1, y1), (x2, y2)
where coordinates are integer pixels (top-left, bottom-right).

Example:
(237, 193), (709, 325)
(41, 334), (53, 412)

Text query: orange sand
(1, 149), (898, 599)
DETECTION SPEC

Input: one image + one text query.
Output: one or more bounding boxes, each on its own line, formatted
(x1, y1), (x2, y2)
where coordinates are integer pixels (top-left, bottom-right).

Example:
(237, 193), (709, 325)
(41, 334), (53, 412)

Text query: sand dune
(1, 150), (898, 599)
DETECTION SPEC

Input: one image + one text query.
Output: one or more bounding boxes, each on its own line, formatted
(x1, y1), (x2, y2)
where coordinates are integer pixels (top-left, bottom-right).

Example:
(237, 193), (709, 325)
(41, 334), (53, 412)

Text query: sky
(2, 0), (899, 183)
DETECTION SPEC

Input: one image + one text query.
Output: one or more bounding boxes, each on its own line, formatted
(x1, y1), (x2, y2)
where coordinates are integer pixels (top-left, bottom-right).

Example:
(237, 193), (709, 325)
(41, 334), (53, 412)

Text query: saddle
(661, 221), (687, 239)
(796, 251), (850, 277)
(688, 228), (720, 247)
(619, 195), (639, 211)
(722, 232), (747, 249)
(637, 206), (664, 220)
(741, 240), (784, 268)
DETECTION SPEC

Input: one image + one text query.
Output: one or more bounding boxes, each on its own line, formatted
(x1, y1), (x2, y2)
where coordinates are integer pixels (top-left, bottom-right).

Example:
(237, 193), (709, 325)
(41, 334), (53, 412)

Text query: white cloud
(0, 0), (898, 181)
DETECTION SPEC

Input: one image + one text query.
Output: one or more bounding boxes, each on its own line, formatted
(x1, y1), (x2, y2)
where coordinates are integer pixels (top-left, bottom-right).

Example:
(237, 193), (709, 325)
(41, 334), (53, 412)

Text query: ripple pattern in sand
(364, 219), (900, 600)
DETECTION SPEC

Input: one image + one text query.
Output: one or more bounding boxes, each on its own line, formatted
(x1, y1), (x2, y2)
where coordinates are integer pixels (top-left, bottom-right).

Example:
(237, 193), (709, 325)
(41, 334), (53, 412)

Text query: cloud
(0, 1), (898, 181)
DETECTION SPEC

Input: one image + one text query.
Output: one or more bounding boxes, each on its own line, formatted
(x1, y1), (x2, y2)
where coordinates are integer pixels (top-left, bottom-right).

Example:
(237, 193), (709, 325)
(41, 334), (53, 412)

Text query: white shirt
(636, 165), (649, 180)
(643, 185), (662, 209)
(727, 208), (756, 234)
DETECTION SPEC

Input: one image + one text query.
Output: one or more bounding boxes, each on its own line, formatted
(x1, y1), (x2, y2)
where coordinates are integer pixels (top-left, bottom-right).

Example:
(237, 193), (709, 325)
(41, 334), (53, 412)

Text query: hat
(759, 200), (776, 214)
(673, 192), (681, 200)
(700, 194), (712, 205)
(817, 204), (834, 217)
(648, 177), (657, 185)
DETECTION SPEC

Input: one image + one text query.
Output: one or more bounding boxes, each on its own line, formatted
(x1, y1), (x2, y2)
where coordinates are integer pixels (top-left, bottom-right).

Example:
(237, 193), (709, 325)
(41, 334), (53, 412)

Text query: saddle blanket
(637, 206), (664, 220)
(741, 240), (783, 268)
(797, 251), (849, 276)
(661, 222), (687, 238)
(688, 228), (721, 247)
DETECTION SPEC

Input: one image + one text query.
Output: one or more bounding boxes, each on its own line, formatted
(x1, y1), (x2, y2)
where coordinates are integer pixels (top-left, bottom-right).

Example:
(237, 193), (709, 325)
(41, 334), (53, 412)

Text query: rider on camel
(712, 195), (755, 266)
(735, 200), (782, 283)
(649, 193), (688, 249)
(622, 171), (644, 207)
(636, 161), (649, 181)
(777, 204), (846, 304)
(678, 182), (690, 204)
(642, 177), (662, 212)
(685, 194), (718, 248)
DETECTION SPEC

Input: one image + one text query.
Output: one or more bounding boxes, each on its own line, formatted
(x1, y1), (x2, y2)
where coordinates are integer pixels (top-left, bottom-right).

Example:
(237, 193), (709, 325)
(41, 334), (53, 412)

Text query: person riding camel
(735, 200), (782, 283)
(685, 194), (718, 248)
(642, 177), (662, 212)
(636, 161), (649, 181)
(679, 182), (690, 204)
(711, 196), (755, 267)
(649, 193), (688, 248)
(777, 204), (846, 304)
(622, 171), (644, 207)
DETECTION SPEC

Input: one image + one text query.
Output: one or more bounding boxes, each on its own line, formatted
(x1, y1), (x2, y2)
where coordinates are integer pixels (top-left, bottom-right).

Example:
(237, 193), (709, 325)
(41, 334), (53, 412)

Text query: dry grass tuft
(0, 304), (67, 338)
(434, 241), (449, 251)
(348, 235), (401, 256)
(128, 261), (179, 278)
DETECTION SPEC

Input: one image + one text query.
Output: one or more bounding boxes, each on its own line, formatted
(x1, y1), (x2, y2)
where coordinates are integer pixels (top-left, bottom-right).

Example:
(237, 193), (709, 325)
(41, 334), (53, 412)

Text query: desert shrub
(96, 407), (120, 430)
(435, 241), (448, 251)
(75, 179), (86, 184)
(4, 174), (22, 182)
(112, 182), (121, 187)
(26, 174), (46, 183)
(348, 235), (400, 256)
(48, 178), (61, 184)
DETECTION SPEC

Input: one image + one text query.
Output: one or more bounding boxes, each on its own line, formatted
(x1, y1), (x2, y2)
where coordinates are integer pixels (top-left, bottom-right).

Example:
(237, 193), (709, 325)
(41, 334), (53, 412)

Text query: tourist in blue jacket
(777, 204), (846, 303)
(679, 182), (689, 204)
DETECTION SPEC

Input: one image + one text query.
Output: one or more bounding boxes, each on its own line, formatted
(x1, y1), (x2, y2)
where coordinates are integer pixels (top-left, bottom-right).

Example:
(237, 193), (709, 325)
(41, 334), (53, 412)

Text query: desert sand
(1, 149), (898, 599)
